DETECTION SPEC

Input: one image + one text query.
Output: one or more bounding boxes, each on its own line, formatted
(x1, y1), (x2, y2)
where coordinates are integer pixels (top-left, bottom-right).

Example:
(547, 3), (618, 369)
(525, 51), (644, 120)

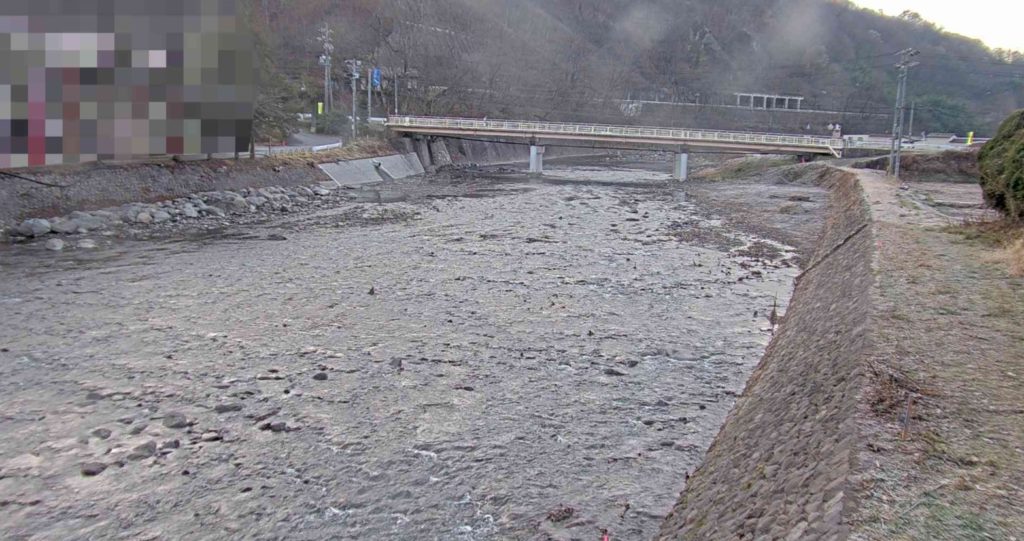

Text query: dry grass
(263, 138), (396, 167)
(989, 238), (1024, 277)
(854, 149), (980, 184)
(946, 218), (1024, 277)
(693, 155), (796, 181)
(854, 223), (1024, 540)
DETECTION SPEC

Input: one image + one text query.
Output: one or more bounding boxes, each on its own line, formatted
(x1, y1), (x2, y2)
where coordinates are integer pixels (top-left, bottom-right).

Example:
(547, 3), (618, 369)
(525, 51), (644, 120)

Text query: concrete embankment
(317, 153), (424, 185)
(1, 150), (428, 227)
(658, 166), (874, 540)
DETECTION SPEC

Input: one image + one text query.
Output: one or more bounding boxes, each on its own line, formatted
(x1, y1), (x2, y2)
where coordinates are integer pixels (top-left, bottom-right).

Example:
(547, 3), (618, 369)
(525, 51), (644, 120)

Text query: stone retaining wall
(0, 159), (334, 226)
(0, 150), (438, 227)
(657, 167), (874, 540)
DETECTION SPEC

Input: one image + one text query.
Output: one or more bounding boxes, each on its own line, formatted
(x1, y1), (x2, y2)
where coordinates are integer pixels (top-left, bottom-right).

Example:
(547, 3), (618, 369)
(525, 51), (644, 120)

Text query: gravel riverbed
(0, 160), (824, 540)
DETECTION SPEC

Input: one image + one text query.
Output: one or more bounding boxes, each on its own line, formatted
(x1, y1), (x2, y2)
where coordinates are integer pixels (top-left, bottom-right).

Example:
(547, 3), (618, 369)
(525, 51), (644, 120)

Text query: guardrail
(845, 139), (968, 152)
(388, 116), (845, 156)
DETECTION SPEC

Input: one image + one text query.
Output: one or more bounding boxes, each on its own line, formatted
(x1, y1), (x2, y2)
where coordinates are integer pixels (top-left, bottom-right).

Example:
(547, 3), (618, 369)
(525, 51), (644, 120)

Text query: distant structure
(0, 1), (254, 169)
(735, 92), (805, 111)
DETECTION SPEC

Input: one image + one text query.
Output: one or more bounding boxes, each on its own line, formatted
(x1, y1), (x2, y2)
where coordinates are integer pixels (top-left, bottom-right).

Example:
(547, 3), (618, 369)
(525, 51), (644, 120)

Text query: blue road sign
(371, 68), (382, 90)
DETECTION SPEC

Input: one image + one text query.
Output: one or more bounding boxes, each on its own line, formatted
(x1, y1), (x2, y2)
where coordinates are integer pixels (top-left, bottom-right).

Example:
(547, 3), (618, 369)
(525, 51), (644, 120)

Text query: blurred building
(0, 0), (254, 168)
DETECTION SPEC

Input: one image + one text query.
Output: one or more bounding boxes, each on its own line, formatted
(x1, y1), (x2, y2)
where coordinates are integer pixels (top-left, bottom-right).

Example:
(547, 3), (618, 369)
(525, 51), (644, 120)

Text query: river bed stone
(0, 160), (821, 540)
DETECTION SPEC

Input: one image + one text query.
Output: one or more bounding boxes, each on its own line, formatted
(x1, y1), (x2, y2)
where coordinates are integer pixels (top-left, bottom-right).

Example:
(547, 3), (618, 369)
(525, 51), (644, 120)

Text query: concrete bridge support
(673, 152), (689, 181)
(529, 145), (545, 175)
(413, 136), (432, 170)
(428, 138), (453, 168)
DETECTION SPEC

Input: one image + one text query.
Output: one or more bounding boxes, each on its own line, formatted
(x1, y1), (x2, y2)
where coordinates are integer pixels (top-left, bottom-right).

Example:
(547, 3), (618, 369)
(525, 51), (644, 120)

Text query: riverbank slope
(658, 163), (1024, 540)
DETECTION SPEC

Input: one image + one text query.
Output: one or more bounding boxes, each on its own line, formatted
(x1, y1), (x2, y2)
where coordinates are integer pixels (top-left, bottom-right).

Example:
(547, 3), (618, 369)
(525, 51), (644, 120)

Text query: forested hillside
(247, 0), (1024, 136)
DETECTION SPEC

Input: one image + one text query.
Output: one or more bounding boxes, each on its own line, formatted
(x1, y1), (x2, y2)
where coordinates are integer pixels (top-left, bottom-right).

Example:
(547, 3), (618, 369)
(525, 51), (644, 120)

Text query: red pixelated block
(28, 136), (46, 166)
(28, 102), (46, 166)
(61, 68), (80, 86)
(166, 136), (184, 155)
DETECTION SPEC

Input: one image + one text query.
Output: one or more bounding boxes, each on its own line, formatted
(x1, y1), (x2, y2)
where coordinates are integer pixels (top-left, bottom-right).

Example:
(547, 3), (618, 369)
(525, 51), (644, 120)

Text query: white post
(529, 145), (544, 175)
(673, 152), (689, 181)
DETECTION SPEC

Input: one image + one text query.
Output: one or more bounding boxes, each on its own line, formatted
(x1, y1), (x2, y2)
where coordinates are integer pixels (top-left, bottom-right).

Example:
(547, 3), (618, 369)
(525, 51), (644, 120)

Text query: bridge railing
(388, 116), (845, 153)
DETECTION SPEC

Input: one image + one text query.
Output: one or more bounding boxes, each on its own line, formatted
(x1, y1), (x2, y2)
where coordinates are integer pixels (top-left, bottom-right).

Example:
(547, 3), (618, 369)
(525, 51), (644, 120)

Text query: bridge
(387, 115), (847, 179)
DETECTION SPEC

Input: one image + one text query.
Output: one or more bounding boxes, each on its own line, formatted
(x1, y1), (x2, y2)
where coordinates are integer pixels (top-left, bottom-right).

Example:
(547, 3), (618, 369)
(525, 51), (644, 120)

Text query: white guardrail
(388, 116), (845, 156)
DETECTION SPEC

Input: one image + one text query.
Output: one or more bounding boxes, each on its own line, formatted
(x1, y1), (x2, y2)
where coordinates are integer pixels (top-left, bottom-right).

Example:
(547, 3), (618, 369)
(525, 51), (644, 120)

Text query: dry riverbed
(0, 159), (824, 540)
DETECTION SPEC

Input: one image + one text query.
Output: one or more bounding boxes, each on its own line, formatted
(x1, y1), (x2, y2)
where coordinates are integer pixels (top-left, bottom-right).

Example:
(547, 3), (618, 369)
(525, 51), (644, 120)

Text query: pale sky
(853, 0), (1024, 52)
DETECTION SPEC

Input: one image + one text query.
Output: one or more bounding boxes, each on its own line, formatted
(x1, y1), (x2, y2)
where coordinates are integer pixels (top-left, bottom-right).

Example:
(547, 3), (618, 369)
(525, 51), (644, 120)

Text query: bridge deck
(388, 116), (845, 157)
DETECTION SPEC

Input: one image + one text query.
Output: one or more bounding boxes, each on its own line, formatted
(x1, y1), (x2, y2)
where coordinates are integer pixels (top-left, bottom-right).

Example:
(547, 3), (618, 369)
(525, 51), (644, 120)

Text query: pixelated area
(0, 1), (254, 168)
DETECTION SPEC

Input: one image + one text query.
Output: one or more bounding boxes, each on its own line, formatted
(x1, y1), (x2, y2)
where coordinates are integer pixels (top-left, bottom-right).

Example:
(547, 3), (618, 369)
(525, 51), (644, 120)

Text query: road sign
(372, 68), (382, 90)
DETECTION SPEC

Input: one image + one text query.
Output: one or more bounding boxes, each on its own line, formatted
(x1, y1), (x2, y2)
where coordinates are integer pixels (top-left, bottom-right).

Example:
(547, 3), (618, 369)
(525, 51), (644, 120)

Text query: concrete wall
(657, 167), (874, 540)
(317, 153), (424, 185)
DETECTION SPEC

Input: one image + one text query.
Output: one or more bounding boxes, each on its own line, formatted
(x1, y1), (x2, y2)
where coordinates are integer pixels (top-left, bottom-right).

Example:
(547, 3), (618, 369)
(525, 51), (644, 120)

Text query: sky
(852, 0), (1024, 52)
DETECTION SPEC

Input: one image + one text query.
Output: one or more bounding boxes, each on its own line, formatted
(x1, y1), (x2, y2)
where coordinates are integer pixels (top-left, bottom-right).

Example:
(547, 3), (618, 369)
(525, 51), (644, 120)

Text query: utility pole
(907, 101), (916, 141)
(345, 59), (361, 139)
(317, 23), (334, 114)
(394, 72), (399, 115)
(888, 48), (919, 178)
(367, 66), (372, 124)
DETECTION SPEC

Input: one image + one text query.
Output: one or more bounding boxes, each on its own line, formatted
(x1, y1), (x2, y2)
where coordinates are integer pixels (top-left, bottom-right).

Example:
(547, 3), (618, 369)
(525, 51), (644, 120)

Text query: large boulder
(50, 219), (81, 235)
(979, 110), (1024, 220)
(17, 218), (51, 237)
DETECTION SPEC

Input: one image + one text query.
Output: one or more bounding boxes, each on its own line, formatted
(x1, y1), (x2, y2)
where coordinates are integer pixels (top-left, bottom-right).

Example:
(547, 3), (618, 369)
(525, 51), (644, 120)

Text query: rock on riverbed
(5, 182), (344, 246)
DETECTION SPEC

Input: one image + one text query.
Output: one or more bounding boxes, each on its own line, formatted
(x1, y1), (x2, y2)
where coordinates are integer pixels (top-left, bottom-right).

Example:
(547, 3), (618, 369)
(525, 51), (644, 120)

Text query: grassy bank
(947, 219), (1024, 277)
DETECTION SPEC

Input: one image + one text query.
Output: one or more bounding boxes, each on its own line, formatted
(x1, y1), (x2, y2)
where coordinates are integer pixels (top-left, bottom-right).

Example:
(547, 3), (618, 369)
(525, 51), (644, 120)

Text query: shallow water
(0, 164), (799, 540)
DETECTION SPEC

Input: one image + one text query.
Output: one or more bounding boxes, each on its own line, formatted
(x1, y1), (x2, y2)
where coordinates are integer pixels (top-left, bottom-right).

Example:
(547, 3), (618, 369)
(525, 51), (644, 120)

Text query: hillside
(250, 0), (1024, 135)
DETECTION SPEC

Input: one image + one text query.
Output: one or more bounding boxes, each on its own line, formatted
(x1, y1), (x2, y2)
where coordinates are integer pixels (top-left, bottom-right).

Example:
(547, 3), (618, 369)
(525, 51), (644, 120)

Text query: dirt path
(853, 171), (1024, 539)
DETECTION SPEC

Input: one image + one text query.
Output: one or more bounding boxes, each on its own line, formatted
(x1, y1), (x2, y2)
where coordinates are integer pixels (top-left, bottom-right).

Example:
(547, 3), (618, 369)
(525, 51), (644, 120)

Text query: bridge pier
(413, 136), (432, 171)
(529, 145), (545, 175)
(673, 152), (689, 181)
